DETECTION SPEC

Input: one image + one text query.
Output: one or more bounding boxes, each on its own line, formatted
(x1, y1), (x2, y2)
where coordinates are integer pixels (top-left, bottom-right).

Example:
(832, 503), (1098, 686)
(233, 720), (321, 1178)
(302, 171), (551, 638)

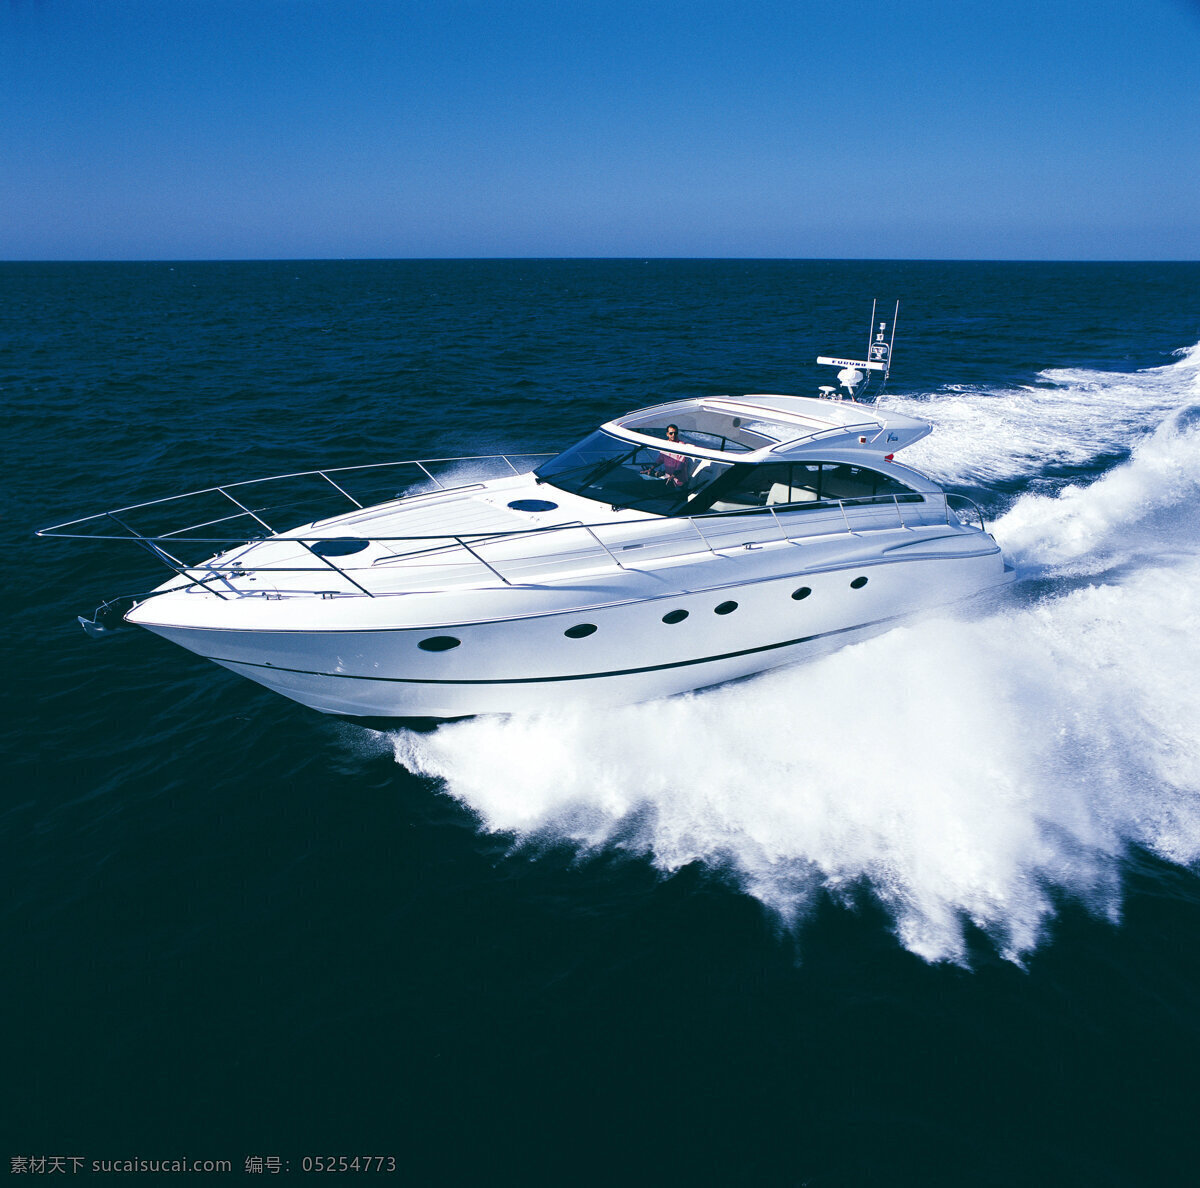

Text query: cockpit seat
(767, 483), (818, 505)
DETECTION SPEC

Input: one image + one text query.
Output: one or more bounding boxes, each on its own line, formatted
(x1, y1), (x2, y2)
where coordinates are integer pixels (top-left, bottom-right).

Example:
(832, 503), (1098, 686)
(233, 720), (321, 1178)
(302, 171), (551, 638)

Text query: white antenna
(865, 300), (898, 382)
(816, 299), (899, 399)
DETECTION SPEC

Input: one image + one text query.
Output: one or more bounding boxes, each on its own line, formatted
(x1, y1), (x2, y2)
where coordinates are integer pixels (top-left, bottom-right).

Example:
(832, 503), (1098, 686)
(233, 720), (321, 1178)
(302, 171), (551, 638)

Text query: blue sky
(3, 0), (1198, 260)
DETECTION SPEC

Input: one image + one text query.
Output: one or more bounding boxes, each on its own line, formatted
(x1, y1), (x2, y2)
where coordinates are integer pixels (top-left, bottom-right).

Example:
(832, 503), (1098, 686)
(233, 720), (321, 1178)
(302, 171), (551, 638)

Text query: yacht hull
(127, 544), (1011, 719)
(48, 354), (1020, 722)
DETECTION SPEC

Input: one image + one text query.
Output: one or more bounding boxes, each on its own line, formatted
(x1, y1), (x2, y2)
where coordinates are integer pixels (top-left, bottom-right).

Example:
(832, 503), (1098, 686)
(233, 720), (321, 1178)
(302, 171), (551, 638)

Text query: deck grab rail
(38, 453), (993, 597)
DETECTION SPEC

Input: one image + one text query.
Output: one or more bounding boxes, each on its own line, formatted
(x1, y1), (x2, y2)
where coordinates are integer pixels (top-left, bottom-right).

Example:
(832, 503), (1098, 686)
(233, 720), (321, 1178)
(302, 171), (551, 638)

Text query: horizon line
(3, 255), (1199, 266)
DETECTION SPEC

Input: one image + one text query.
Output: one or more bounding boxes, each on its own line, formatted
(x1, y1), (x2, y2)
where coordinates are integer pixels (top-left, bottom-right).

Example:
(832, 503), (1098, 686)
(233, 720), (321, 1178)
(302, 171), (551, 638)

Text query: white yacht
(43, 307), (1014, 720)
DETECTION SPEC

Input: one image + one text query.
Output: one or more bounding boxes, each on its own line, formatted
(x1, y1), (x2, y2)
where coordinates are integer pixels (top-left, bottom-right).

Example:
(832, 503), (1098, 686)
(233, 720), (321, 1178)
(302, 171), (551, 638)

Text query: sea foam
(882, 340), (1200, 487)
(385, 344), (1200, 964)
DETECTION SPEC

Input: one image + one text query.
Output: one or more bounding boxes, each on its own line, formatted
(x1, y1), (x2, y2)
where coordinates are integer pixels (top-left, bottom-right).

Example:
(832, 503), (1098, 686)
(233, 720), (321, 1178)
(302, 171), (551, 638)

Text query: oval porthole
(714, 601), (738, 615)
(564, 623), (597, 639)
(850, 576), (868, 589)
(417, 636), (461, 652)
(662, 609), (689, 625)
(791, 586), (812, 601)
(507, 499), (559, 512)
(309, 537), (370, 557)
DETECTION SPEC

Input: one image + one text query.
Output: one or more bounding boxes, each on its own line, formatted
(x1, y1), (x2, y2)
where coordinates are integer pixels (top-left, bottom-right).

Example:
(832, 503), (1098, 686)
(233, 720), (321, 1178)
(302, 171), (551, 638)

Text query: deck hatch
(309, 538), (370, 557)
(507, 499), (559, 512)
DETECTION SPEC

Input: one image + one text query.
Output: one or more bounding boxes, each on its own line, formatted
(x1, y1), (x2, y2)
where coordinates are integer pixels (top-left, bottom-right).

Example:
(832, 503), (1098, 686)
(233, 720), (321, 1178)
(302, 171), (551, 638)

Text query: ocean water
(6, 260), (1200, 1185)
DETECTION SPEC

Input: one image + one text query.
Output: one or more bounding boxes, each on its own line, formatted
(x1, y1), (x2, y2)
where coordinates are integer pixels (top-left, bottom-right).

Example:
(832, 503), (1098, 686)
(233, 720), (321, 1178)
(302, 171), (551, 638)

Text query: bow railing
(38, 454), (993, 600)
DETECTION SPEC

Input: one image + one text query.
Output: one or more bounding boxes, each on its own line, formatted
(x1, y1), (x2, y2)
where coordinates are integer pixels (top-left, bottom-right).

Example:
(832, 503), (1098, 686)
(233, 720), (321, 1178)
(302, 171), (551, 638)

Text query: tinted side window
(704, 461), (920, 511)
(819, 464), (879, 501)
(708, 463), (794, 510)
(871, 471), (921, 497)
(791, 464), (822, 500)
(809, 464), (919, 502)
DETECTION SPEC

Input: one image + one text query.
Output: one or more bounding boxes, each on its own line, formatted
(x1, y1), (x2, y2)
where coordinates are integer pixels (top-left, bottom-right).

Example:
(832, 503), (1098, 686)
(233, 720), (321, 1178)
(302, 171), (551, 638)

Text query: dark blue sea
(6, 260), (1200, 1186)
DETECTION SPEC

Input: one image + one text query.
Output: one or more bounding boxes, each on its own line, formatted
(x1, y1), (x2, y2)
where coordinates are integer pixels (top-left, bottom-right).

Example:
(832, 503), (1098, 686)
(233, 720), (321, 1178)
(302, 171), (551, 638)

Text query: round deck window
(564, 623), (597, 638)
(791, 586), (812, 601)
(417, 636), (461, 652)
(850, 576), (868, 589)
(662, 609), (689, 624)
(309, 538), (370, 557)
(508, 499), (559, 512)
(714, 601), (738, 615)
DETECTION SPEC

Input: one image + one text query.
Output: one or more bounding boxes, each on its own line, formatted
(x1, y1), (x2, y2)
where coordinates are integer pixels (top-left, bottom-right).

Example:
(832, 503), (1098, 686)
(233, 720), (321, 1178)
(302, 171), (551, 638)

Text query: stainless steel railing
(38, 453), (992, 598)
(38, 452), (556, 537)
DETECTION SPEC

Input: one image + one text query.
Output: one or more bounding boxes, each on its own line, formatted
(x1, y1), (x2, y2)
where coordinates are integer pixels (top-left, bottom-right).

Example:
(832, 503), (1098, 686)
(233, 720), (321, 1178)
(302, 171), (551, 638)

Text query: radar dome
(838, 367), (865, 393)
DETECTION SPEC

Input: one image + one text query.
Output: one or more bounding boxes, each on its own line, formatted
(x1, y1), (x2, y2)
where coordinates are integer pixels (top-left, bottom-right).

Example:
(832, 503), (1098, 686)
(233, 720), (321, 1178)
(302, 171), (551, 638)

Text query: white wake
(883, 340), (1200, 487)
(382, 344), (1200, 964)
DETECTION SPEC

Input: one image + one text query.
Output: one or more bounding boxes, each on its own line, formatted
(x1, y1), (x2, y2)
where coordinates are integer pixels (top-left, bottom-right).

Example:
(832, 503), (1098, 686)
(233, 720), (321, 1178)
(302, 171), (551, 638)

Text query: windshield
(534, 430), (730, 515)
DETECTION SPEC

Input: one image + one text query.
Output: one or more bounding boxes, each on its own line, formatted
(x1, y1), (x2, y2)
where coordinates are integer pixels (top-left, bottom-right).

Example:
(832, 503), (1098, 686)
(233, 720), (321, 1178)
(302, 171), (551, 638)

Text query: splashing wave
(384, 344), (1200, 965)
(882, 340), (1200, 486)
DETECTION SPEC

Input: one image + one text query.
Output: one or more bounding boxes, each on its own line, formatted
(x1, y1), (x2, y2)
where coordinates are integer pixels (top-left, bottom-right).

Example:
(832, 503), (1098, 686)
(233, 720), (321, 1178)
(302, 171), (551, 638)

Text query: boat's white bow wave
(384, 348), (1200, 966)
